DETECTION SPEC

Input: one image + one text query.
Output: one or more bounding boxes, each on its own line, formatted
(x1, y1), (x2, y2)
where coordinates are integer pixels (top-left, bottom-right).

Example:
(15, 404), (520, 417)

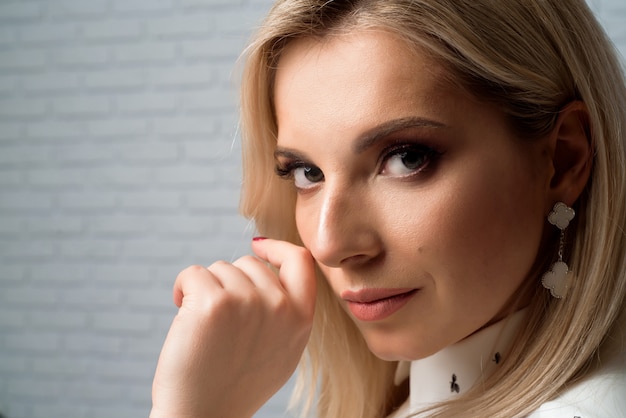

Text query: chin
(364, 335), (434, 362)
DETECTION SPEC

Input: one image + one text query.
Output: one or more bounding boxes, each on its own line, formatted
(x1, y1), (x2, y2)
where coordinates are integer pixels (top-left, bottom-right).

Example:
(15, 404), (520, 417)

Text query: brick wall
(0, 1), (624, 417)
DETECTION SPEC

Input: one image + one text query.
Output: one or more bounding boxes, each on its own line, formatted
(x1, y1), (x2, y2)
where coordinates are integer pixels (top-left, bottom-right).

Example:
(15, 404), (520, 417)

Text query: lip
(341, 288), (418, 321)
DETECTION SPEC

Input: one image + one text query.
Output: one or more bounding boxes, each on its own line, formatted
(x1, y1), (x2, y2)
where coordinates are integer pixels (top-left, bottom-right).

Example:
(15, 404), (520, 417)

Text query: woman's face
(273, 30), (553, 361)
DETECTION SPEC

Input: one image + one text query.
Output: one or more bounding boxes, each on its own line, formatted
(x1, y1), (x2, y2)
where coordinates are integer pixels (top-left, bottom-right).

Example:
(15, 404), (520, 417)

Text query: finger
(173, 265), (222, 308)
(232, 255), (282, 291)
(206, 260), (258, 293)
(251, 238), (317, 319)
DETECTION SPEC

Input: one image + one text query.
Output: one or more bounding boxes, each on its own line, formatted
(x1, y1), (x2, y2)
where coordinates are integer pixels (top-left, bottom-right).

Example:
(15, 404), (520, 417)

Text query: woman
(151, 1), (626, 417)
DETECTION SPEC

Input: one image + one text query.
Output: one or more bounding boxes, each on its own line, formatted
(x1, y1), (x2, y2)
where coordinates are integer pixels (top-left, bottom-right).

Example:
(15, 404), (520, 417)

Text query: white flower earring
(541, 202), (575, 299)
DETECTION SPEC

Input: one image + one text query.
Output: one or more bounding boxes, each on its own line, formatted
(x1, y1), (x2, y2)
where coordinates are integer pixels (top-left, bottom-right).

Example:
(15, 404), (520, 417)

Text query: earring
(541, 202), (575, 299)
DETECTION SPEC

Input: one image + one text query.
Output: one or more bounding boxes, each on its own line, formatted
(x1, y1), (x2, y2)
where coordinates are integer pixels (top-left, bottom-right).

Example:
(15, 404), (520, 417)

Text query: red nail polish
(252, 236), (267, 241)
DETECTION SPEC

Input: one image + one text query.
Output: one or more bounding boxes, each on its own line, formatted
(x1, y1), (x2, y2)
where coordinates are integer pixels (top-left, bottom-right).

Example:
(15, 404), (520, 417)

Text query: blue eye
(381, 145), (436, 177)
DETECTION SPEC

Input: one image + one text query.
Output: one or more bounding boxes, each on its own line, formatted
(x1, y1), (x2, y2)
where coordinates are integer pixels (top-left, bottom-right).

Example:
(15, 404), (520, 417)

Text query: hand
(150, 238), (317, 418)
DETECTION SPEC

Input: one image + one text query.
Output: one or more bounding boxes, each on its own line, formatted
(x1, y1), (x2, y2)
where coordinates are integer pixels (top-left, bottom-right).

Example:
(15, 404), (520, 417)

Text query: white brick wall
(0, 1), (624, 418)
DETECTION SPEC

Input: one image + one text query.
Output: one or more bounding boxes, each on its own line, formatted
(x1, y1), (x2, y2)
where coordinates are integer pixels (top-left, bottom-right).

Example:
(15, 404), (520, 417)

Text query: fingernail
(252, 236), (267, 241)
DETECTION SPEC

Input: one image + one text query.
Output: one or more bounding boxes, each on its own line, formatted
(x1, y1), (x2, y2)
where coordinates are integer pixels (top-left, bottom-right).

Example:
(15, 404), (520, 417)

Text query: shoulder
(528, 357), (626, 418)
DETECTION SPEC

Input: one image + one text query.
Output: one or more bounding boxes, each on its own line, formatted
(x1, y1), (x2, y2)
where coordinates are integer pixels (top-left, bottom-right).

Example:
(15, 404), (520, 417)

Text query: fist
(150, 238), (317, 418)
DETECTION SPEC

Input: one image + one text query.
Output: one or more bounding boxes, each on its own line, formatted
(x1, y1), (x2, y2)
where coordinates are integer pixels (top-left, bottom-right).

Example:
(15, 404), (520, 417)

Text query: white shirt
(388, 310), (626, 417)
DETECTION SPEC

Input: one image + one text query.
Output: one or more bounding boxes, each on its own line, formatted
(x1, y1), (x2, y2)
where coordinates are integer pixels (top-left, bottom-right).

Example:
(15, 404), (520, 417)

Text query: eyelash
(274, 142), (442, 185)
(379, 142), (441, 176)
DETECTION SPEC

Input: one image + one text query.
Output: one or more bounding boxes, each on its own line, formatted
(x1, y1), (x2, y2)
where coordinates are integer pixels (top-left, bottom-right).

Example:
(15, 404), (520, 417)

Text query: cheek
(439, 165), (545, 286)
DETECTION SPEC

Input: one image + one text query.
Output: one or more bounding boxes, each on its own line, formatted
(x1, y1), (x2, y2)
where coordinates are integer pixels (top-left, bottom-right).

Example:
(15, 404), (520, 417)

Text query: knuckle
(180, 264), (207, 276)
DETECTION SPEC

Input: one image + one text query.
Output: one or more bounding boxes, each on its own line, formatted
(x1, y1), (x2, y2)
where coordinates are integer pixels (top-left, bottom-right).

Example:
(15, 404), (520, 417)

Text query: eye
(293, 165), (324, 189)
(380, 145), (436, 177)
(275, 161), (324, 190)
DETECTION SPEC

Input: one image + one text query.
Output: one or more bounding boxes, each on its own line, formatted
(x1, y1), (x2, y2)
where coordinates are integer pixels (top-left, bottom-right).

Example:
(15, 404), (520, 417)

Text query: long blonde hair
(238, 1), (626, 417)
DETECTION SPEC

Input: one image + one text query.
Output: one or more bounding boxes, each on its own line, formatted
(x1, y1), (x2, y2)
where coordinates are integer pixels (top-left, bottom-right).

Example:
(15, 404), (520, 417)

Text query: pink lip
(341, 288), (418, 321)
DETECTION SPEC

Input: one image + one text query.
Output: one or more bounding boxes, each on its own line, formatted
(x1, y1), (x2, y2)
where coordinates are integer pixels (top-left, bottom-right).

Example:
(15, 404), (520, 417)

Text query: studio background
(0, 1), (624, 417)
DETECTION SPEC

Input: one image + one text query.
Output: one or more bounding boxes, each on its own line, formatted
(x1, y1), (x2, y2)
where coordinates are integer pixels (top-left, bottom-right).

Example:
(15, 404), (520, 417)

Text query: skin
(151, 28), (592, 417)
(273, 29), (554, 361)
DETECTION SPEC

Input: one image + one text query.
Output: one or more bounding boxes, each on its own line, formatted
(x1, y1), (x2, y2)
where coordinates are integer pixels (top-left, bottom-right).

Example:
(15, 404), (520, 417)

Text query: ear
(547, 100), (593, 208)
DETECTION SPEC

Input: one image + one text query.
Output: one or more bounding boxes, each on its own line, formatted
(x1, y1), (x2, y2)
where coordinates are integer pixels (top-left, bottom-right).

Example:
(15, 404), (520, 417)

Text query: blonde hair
(238, 1), (626, 417)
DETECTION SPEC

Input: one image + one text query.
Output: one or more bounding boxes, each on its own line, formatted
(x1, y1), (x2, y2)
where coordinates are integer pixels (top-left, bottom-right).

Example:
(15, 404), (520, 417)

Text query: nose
(304, 182), (383, 268)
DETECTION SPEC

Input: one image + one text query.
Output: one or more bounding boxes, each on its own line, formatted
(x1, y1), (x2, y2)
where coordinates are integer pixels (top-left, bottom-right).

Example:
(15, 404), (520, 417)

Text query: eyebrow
(274, 116), (447, 160)
(353, 117), (447, 154)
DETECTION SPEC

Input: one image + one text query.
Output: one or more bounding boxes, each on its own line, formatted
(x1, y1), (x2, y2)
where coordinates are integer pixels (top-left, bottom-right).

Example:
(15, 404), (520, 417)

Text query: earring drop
(541, 202), (575, 299)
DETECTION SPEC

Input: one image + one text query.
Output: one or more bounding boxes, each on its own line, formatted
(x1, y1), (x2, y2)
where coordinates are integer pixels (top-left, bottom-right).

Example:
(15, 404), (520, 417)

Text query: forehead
(273, 29), (462, 142)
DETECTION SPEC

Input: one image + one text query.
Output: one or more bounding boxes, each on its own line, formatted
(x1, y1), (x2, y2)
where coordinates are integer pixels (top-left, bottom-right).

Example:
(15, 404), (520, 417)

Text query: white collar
(393, 309), (527, 414)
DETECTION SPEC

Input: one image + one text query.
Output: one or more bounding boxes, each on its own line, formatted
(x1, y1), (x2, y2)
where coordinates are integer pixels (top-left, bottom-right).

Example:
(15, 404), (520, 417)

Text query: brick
(47, 0), (109, 18)
(56, 191), (117, 210)
(61, 287), (122, 307)
(24, 216), (84, 236)
(123, 287), (171, 309)
(151, 214), (216, 237)
(53, 96), (111, 118)
(0, 2), (42, 21)
(214, 11), (265, 35)
(83, 20), (143, 40)
(27, 120), (87, 140)
(112, 0), (175, 13)
(181, 38), (244, 60)
(120, 239), (186, 259)
(0, 354), (28, 373)
(89, 264), (153, 284)
(118, 191), (182, 210)
(87, 119), (148, 137)
(0, 215), (23, 235)
(88, 215), (152, 237)
(0, 75), (16, 94)
(146, 16), (211, 38)
(21, 72), (81, 93)
(29, 263), (90, 284)
(0, 310), (26, 330)
(63, 380), (126, 401)
(185, 187), (240, 209)
(54, 45), (110, 67)
(180, 0), (244, 7)
(0, 122), (22, 141)
(7, 377), (63, 399)
(89, 166), (154, 187)
(28, 310), (88, 330)
(63, 333), (123, 354)
(53, 143), (117, 164)
(3, 331), (61, 352)
(84, 69), (146, 90)
(18, 23), (78, 44)
(0, 141), (51, 167)
(116, 140), (179, 162)
(153, 116), (216, 136)
(58, 238), (119, 258)
(115, 92), (180, 114)
(0, 191), (54, 210)
(154, 164), (216, 185)
(0, 26), (16, 45)
(91, 311), (152, 332)
(0, 264), (28, 283)
(90, 405), (150, 418)
(0, 50), (46, 71)
(0, 98), (48, 118)
(184, 88), (236, 112)
(0, 283), (59, 306)
(27, 168), (91, 187)
(148, 65), (213, 88)
(32, 404), (90, 418)
(113, 42), (176, 64)
(0, 169), (24, 186)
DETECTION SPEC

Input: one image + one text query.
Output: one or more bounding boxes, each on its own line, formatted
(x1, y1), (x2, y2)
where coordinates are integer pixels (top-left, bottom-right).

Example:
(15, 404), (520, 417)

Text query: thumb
(251, 238), (317, 319)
